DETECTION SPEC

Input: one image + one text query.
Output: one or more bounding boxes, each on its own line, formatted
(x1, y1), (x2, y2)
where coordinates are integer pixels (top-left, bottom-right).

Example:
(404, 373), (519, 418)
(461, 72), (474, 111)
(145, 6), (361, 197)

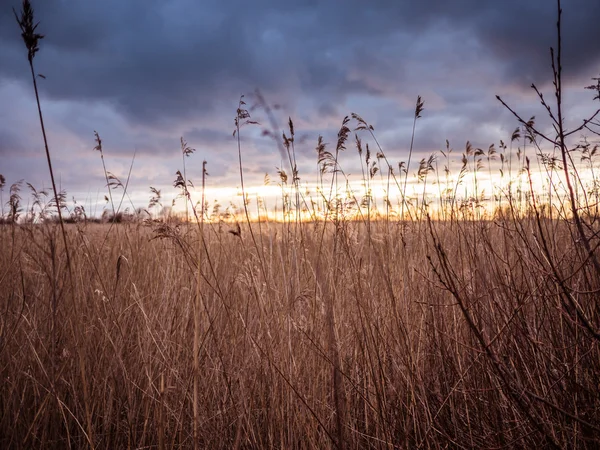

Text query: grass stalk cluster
(1, 0), (600, 448)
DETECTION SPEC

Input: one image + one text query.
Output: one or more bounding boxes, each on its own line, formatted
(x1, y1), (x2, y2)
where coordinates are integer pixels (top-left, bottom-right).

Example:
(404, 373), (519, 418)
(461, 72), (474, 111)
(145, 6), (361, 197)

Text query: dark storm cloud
(476, 1), (600, 86)
(0, 128), (24, 155)
(1, 1), (255, 125)
(2, 0), (598, 128)
(1, 0), (599, 206)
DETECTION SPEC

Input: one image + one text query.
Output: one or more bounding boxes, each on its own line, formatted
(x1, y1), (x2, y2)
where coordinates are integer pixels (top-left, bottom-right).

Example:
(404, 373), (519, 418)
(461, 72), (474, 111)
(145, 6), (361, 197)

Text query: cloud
(1, 0), (599, 210)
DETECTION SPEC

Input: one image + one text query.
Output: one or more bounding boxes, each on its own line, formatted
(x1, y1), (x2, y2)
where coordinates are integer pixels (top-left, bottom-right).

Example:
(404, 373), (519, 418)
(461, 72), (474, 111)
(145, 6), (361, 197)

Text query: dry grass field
(1, 209), (600, 448)
(2, 0), (600, 448)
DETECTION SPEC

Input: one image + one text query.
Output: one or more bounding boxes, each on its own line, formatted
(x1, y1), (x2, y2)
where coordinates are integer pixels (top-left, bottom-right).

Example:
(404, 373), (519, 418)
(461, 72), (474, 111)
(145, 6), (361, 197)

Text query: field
(2, 0), (600, 448)
(1, 206), (600, 449)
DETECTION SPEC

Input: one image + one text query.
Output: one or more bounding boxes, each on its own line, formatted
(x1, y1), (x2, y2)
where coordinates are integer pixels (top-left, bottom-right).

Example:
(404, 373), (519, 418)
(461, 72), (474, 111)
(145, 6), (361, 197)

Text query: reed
(1, 0), (600, 448)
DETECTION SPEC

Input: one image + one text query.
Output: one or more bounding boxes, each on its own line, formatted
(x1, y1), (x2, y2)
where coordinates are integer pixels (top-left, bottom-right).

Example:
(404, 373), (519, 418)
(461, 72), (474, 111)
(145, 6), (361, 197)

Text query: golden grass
(1, 216), (599, 449)
(4, 2), (600, 448)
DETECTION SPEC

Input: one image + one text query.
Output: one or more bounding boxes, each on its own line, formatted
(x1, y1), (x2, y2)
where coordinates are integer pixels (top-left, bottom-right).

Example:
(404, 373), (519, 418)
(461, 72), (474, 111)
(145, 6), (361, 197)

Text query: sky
(1, 0), (599, 218)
